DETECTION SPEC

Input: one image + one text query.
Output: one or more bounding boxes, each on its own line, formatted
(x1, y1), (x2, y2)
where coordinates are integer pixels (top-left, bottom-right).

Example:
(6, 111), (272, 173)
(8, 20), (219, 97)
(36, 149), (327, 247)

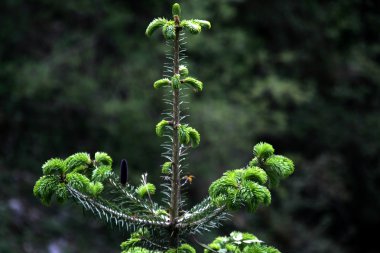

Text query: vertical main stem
(169, 15), (181, 248)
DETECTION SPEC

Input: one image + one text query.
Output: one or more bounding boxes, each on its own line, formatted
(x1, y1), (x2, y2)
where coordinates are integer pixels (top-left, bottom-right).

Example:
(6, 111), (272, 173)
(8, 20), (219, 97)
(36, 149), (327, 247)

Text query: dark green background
(1, 0), (379, 252)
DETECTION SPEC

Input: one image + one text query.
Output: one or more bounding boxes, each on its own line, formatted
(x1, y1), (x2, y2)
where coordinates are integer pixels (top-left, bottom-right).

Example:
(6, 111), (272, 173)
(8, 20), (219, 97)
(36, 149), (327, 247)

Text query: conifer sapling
(33, 3), (295, 252)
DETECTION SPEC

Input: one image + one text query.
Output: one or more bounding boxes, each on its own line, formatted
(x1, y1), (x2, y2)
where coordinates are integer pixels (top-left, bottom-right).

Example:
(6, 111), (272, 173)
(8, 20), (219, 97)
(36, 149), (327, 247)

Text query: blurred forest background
(1, 0), (379, 252)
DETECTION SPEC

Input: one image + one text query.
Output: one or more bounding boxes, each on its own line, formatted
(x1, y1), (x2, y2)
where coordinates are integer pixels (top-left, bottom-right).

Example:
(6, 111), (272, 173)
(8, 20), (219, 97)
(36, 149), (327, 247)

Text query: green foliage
(92, 165), (113, 182)
(121, 228), (149, 251)
(55, 183), (69, 203)
(87, 182), (104, 196)
(179, 65), (189, 78)
(178, 124), (200, 147)
(178, 124), (190, 144)
(33, 175), (60, 205)
(205, 231), (280, 253)
(146, 18), (167, 37)
(243, 167), (268, 185)
(65, 152), (91, 173)
(166, 244), (196, 253)
(249, 143), (294, 187)
(122, 247), (153, 253)
(264, 155), (295, 187)
(253, 142), (275, 160)
(181, 20), (202, 35)
(209, 168), (271, 212)
(161, 162), (172, 174)
(136, 183), (156, 198)
(188, 127), (201, 147)
(182, 77), (203, 92)
(156, 120), (169, 137)
(193, 19), (211, 29)
(154, 78), (171, 89)
(180, 19), (211, 35)
(66, 172), (91, 192)
(163, 21), (176, 40)
(42, 158), (65, 175)
(95, 152), (113, 167)
(172, 3), (181, 17)
(171, 74), (181, 89)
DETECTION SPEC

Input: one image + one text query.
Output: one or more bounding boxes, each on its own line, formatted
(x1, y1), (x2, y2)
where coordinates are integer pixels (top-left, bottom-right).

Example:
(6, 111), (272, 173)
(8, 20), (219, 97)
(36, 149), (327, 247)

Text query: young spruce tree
(33, 3), (295, 253)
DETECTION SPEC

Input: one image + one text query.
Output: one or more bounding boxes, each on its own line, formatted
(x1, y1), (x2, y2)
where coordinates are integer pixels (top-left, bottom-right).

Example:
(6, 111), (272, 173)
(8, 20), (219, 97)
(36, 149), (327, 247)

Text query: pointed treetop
(145, 3), (211, 39)
(172, 3), (181, 17)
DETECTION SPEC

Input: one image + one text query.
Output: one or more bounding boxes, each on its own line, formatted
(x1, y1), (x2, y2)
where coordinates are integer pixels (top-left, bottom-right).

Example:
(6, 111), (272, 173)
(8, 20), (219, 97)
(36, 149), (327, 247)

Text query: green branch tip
(156, 120), (169, 137)
(42, 158), (65, 175)
(87, 181), (104, 196)
(177, 125), (200, 147)
(65, 152), (91, 173)
(181, 20), (201, 34)
(95, 152), (112, 166)
(209, 168), (271, 212)
(205, 231), (281, 253)
(145, 18), (167, 37)
(171, 74), (181, 89)
(188, 127), (201, 147)
(172, 3), (181, 17)
(179, 65), (189, 78)
(166, 244), (196, 253)
(163, 21), (176, 40)
(136, 183), (156, 197)
(161, 161), (172, 174)
(193, 19), (211, 29)
(253, 142), (275, 160)
(153, 78), (171, 89)
(92, 165), (112, 182)
(182, 77), (203, 92)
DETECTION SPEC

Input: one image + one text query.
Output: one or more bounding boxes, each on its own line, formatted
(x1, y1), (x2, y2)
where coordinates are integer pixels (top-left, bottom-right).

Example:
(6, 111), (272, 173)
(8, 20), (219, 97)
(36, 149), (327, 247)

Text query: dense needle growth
(33, 3), (295, 252)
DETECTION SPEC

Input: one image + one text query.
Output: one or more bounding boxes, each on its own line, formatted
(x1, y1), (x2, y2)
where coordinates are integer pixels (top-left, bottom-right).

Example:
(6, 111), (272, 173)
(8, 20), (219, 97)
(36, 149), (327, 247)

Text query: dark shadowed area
(1, 0), (379, 252)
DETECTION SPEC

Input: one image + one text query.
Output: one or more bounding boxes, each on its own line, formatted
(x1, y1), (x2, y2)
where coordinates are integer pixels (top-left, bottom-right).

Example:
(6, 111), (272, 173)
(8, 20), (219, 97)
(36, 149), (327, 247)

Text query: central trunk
(169, 15), (181, 248)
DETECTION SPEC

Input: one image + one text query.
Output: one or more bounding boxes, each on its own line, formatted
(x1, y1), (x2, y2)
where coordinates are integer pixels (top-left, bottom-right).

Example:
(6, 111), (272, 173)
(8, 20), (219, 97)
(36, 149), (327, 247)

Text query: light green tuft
(153, 78), (171, 89)
(172, 3), (181, 17)
(253, 142), (275, 160)
(161, 161), (172, 174)
(94, 152), (112, 166)
(179, 65), (189, 78)
(171, 74), (181, 89)
(181, 20), (202, 34)
(33, 175), (60, 205)
(163, 22), (176, 40)
(92, 165), (112, 182)
(87, 182), (104, 196)
(146, 18), (167, 37)
(136, 183), (156, 198)
(156, 120), (169, 137)
(66, 172), (91, 192)
(193, 19), (211, 29)
(65, 152), (91, 173)
(166, 244), (196, 253)
(182, 77), (203, 92)
(42, 158), (65, 175)
(188, 127), (200, 147)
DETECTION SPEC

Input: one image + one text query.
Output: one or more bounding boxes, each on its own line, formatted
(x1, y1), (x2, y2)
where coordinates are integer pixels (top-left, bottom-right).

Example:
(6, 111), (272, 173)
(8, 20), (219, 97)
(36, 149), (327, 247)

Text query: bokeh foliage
(0, 0), (379, 252)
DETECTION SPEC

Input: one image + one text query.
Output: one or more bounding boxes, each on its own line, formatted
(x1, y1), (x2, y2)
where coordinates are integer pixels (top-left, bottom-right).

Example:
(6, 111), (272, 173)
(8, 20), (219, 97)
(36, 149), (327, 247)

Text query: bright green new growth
(154, 78), (171, 89)
(34, 152), (113, 205)
(136, 183), (156, 198)
(205, 231), (280, 253)
(156, 120), (169, 137)
(161, 162), (172, 174)
(33, 3), (295, 253)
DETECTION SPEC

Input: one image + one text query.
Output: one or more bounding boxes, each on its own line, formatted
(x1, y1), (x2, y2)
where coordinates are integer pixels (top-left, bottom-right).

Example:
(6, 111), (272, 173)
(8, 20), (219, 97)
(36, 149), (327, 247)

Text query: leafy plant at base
(33, 3), (296, 252)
